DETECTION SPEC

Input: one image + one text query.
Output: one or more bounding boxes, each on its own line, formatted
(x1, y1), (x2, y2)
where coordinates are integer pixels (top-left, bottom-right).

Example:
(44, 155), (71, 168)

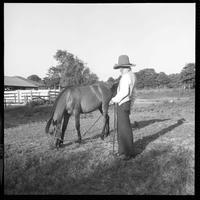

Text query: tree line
(107, 63), (195, 89)
(27, 50), (195, 90)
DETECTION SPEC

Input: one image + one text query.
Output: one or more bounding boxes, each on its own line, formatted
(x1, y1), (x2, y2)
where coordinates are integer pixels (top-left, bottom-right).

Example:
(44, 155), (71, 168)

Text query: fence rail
(4, 89), (60, 107)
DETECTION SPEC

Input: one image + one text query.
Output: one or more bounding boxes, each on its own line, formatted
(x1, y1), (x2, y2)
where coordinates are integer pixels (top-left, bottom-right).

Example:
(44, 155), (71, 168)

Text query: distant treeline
(107, 63), (195, 89)
(27, 50), (195, 90)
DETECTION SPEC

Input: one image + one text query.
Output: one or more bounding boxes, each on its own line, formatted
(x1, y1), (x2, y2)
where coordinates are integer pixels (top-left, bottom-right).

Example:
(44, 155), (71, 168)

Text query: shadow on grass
(70, 144), (193, 195)
(4, 105), (52, 129)
(4, 117), (193, 195)
(131, 118), (170, 130)
(56, 131), (103, 148)
(63, 116), (171, 148)
(60, 133), (103, 148)
(4, 149), (92, 194)
(61, 118), (180, 149)
(133, 118), (186, 156)
(20, 143), (192, 194)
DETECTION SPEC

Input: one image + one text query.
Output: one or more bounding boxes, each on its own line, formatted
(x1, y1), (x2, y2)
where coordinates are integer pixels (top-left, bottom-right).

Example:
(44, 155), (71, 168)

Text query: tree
(54, 50), (98, 87)
(107, 77), (115, 85)
(88, 73), (99, 85)
(43, 77), (52, 89)
(167, 73), (181, 88)
(155, 72), (170, 88)
(27, 74), (42, 82)
(43, 66), (61, 89)
(179, 63), (195, 89)
(45, 50), (99, 88)
(135, 68), (158, 89)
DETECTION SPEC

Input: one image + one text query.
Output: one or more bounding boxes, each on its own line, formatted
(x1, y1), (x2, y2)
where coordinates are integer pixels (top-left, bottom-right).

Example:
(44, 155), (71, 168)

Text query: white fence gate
(4, 89), (60, 107)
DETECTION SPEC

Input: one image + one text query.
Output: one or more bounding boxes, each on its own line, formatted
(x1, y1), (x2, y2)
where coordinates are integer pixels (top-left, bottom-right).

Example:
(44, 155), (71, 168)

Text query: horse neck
(53, 89), (69, 124)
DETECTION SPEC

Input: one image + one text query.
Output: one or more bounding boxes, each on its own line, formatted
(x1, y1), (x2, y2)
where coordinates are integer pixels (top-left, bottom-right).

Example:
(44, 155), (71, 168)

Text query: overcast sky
(4, 3), (195, 81)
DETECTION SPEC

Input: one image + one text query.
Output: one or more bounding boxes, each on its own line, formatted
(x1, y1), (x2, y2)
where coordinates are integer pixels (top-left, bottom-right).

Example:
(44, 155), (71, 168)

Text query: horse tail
(45, 115), (53, 134)
(45, 86), (72, 134)
(45, 95), (58, 134)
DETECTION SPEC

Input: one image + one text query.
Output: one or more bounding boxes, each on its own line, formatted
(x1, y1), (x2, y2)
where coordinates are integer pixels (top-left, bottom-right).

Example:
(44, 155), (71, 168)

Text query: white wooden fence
(4, 89), (60, 107)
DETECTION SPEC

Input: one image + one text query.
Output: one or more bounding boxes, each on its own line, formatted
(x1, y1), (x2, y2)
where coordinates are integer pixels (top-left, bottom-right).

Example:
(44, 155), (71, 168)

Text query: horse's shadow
(60, 133), (103, 148)
(133, 118), (186, 156)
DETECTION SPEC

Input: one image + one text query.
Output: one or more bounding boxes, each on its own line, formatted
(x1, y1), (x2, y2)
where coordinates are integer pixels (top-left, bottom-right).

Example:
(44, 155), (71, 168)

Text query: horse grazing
(45, 81), (119, 148)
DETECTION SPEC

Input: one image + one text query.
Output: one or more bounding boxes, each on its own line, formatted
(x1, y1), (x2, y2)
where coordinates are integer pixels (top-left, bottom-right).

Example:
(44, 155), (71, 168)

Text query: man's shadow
(62, 119), (171, 147)
(133, 118), (186, 156)
(131, 118), (170, 130)
(61, 118), (185, 150)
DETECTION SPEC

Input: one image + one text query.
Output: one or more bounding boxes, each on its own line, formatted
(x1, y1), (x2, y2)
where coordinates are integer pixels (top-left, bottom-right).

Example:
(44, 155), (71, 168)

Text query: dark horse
(45, 81), (119, 148)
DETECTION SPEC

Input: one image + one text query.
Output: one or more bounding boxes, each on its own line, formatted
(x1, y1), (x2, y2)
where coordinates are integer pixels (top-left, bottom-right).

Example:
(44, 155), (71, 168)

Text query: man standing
(112, 55), (136, 160)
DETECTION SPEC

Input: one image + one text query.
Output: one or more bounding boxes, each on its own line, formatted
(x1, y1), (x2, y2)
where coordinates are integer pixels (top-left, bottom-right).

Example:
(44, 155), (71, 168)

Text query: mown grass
(4, 105), (52, 129)
(136, 88), (195, 99)
(4, 143), (194, 194)
(4, 94), (194, 195)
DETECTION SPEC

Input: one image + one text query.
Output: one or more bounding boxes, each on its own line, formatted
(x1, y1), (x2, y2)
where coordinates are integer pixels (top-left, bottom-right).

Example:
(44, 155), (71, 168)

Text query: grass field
(4, 88), (195, 195)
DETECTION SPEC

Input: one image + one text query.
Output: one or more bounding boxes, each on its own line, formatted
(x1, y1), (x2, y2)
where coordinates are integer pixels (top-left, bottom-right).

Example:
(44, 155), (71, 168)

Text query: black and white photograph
(3, 3), (195, 195)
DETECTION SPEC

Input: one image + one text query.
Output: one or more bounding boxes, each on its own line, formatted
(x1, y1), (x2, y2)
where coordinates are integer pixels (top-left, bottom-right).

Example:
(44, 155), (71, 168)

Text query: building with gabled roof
(4, 76), (38, 90)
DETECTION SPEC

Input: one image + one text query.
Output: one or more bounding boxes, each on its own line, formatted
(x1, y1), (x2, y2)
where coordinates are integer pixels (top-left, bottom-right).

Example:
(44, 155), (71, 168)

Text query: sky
(4, 3), (195, 81)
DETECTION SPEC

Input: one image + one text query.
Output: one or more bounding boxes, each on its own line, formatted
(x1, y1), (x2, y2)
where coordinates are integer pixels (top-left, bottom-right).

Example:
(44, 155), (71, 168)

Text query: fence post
(48, 90), (51, 103)
(30, 90), (33, 101)
(14, 93), (16, 103)
(17, 90), (20, 103)
(25, 95), (28, 104)
(4, 99), (6, 108)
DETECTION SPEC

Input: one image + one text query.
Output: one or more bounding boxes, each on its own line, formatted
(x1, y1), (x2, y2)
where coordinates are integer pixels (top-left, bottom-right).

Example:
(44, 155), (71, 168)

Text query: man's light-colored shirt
(112, 71), (136, 106)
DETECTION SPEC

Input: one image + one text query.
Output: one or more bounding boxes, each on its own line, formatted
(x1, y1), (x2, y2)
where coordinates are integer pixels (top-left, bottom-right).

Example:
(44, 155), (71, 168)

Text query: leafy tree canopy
(27, 74), (42, 82)
(179, 63), (195, 88)
(43, 50), (99, 88)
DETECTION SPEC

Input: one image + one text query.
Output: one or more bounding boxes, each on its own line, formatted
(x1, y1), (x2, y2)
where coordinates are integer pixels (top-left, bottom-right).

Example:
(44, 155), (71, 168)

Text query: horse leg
(57, 111), (70, 147)
(54, 122), (63, 149)
(74, 111), (82, 143)
(99, 106), (107, 132)
(99, 107), (109, 139)
(100, 112), (109, 140)
(106, 114), (110, 137)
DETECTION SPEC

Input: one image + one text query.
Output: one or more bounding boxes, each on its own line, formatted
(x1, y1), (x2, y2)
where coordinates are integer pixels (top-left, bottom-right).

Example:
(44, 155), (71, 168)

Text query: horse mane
(110, 81), (119, 97)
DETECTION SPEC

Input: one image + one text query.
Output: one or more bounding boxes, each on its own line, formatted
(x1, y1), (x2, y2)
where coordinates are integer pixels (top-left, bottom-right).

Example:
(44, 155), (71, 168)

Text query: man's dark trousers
(117, 101), (134, 156)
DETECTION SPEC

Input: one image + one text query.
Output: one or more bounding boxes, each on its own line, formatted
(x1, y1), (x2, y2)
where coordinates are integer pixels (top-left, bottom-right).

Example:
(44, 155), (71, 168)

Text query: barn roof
(4, 76), (38, 88)
(15, 76), (45, 87)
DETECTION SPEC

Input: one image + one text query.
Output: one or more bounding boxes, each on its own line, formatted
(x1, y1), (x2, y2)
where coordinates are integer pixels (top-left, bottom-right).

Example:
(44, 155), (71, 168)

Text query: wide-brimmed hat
(113, 55), (136, 69)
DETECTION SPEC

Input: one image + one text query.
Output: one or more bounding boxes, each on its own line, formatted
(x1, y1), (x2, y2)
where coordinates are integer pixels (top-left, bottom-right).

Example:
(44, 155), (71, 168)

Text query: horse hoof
(105, 132), (109, 137)
(75, 139), (81, 144)
(100, 135), (104, 140)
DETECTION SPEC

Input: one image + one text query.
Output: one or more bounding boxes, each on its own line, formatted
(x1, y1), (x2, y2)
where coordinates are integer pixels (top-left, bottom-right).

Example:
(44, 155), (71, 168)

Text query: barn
(4, 76), (40, 90)
(4, 76), (58, 106)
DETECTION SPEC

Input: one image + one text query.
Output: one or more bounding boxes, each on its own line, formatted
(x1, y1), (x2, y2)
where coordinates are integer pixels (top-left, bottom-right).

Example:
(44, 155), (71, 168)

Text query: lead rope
(113, 103), (117, 155)
(57, 114), (102, 143)
(82, 114), (102, 137)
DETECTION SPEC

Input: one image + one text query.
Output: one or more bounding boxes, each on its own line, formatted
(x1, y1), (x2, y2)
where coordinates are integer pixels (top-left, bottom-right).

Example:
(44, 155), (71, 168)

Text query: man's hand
(110, 99), (117, 106)
(111, 97), (118, 104)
